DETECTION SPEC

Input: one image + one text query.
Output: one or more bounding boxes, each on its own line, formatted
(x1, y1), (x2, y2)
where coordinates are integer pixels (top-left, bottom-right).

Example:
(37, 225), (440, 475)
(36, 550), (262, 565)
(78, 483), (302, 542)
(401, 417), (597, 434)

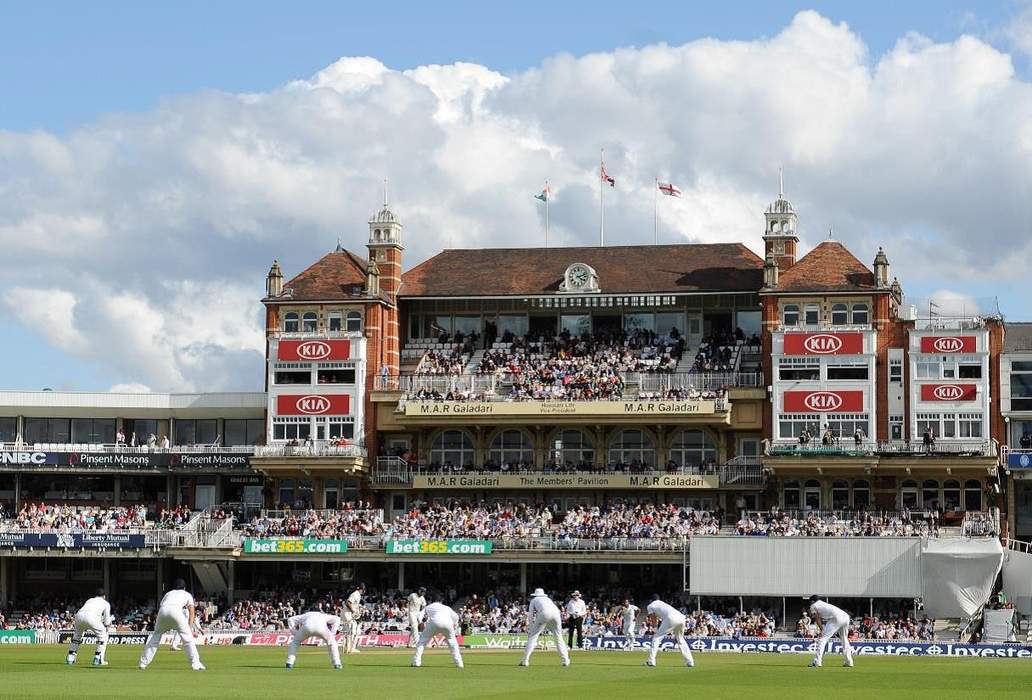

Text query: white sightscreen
(1003, 548), (1032, 615)
(921, 538), (1003, 618)
(689, 536), (923, 597)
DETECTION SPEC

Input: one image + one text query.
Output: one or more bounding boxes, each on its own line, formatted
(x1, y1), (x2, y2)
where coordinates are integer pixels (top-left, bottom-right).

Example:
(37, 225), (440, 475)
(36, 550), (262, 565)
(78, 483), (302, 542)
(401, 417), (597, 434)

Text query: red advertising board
(919, 336), (976, 354)
(920, 384), (977, 402)
(783, 332), (864, 355)
(277, 339), (351, 361)
(783, 390), (864, 413)
(276, 394), (351, 416)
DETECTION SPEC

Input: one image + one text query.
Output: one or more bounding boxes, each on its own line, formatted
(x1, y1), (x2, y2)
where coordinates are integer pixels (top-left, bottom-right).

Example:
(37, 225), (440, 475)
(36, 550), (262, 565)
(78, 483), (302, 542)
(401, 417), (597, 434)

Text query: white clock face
(568, 265), (591, 287)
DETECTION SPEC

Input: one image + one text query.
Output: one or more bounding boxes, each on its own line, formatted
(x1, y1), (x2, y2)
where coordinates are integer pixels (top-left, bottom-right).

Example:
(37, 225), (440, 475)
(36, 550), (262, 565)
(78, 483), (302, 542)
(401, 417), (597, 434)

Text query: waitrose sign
(385, 539), (493, 555)
(243, 538), (349, 555)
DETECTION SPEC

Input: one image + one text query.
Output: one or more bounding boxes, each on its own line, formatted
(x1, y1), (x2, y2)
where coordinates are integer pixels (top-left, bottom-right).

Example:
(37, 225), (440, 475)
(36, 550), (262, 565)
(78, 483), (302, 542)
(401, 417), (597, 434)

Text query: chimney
(873, 247), (890, 288)
(763, 253), (779, 289)
(266, 260), (284, 298)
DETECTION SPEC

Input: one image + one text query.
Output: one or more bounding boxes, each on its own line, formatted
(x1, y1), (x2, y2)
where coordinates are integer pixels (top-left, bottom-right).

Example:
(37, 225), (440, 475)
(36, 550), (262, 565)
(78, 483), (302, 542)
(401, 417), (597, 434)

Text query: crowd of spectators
(241, 502), (386, 539)
(1, 595), (156, 631)
(556, 504), (721, 540)
(690, 330), (749, 373)
(796, 610), (934, 641)
(0, 503), (149, 532)
(734, 511), (938, 538)
(390, 503), (552, 540)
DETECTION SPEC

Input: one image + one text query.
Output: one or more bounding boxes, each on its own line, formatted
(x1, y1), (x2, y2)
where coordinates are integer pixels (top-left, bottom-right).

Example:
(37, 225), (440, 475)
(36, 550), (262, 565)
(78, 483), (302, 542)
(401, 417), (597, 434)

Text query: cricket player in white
(407, 587), (427, 647)
(621, 599), (640, 649)
(645, 596), (694, 668)
(343, 582), (366, 654)
(807, 595), (854, 667)
(410, 601), (464, 668)
(519, 588), (570, 667)
(285, 611), (342, 669)
(139, 579), (205, 671)
(66, 588), (112, 666)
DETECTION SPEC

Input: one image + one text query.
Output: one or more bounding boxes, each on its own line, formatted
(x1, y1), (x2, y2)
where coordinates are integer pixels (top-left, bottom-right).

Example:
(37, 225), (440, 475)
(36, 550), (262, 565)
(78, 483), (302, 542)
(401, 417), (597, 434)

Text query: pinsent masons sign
(783, 332), (864, 356)
(276, 394), (351, 416)
(920, 384), (977, 402)
(277, 339), (351, 361)
(919, 336), (977, 353)
(783, 390), (864, 413)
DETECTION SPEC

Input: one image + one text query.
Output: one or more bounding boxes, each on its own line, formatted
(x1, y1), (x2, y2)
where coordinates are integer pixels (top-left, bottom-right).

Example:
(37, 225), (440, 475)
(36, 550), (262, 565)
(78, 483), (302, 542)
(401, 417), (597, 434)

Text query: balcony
(378, 370), (761, 395)
(371, 456), (764, 489)
(765, 440), (997, 459)
(268, 330), (364, 340)
(253, 444), (367, 459)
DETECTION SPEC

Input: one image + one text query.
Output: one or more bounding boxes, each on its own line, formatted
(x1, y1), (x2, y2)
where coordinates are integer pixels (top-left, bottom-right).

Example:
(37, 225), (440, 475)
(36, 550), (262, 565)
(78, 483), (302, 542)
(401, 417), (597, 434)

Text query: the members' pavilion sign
(410, 473), (719, 490)
(403, 400), (718, 417)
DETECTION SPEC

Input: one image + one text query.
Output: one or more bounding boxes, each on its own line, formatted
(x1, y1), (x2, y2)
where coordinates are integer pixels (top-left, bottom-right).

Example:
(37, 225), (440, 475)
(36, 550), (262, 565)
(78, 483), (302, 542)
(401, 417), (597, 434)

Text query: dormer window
(284, 312), (299, 333)
(851, 303), (869, 325)
(782, 304), (799, 326)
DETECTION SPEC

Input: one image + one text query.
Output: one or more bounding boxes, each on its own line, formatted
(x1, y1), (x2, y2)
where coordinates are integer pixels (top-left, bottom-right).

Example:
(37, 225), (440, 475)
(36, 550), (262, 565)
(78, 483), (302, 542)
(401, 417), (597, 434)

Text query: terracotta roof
(276, 249), (371, 301)
(401, 244), (764, 297)
(775, 241), (877, 293)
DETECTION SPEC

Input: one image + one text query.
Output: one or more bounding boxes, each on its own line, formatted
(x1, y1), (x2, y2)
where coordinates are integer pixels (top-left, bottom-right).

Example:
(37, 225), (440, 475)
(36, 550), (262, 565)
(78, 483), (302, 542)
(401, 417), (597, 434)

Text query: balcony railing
(253, 444), (367, 459)
(268, 330), (364, 340)
(1, 443), (257, 454)
(765, 440), (997, 458)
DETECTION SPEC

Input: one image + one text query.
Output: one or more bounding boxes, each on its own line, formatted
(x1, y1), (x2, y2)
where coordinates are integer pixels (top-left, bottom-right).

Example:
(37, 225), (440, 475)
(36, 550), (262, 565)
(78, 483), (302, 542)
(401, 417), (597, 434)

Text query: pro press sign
(783, 390), (864, 413)
(275, 394), (350, 416)
(919, 336), (976, 354)
(920, 384), (977, 402)
(783, 333), (864, 355)
(277, 339), (351, 361)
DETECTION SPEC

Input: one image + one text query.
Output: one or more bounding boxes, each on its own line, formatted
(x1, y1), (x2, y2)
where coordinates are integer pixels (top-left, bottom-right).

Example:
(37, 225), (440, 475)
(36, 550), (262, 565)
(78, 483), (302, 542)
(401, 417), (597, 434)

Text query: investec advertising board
(411, 473), (719, 490)
(404, 400), (716, 417)
(243, 538), (349, 554)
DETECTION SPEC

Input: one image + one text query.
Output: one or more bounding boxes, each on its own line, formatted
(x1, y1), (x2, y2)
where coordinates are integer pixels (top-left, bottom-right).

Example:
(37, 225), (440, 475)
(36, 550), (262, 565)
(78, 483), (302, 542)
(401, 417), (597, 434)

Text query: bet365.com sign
(385, 539), (493, 555)
(242, 538), (349, 554)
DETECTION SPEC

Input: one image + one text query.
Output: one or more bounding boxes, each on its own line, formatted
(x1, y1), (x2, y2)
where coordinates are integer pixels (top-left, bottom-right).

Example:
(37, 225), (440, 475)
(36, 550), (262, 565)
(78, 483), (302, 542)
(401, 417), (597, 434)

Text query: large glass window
(668, 429), (716, 469)
(735, 310), (761, 338)
(853, 479), (870, 508)
(0, 417), (16, 443)
(23, 418), (71, 443)
(1012, 363), (1032, 411)
(430, 430), (475, 468)
(275, 370), (311, 385)
(827, 364), (868, 380)
(608, 429), (655, 468)
(943, 480), (961, 511)
(273, 420), (310, 441)
(830, 304), (848, 326)
(831, 480), (850, 509)
(922, 479), (939, 509)
(488, 430), (534, 468)
(624, 313), (654, 333)
(560, 314), (591, 337)
(959, 364), (981, 379)
(301, 312), (317, 332)
(804, 479), (821, 510)
(959, 413), (983, 438)
(175, 419), (218, 446)
(496, 314), (529, 339)
(551, 430), (594, 468)
(804, 305), (820, 326)
(284, 312), (299, 333)
(782, 305), (799, 327)
(656, 312), (684, 337)
(327, 312), (342, 332)
(317, 369), (355, 384)
(225, 419), (264, 446)
(346, 312), (362, 333)
(783, 480), (801, 509)
(916, 362), (939, 379)
(778, 358), (820, 381)
(825, 414), (869, 441)
(778, 414), (820, 440)
(453, 316), (481, 337)
(851, 304), (869, 325)
(70, 419), (116, 444)
(901, 480), (918, 509)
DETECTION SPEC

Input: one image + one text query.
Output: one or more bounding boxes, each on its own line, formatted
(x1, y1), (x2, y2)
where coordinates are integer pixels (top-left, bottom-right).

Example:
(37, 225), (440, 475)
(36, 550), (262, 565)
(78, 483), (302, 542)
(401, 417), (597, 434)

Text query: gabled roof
(774, 241), (878, 293)
(276, 249), (371, 302)
(400, 243), (764, 297)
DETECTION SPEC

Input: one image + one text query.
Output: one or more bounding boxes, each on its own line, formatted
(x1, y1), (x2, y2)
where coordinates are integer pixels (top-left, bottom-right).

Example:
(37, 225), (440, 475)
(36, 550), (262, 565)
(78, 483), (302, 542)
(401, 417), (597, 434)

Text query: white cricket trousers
(521, 613), (569, 666)
(411, 618), (463, 668)
(408, 612), (421, 646)
(648, 616), (695, 666)
(139, 607), (201, 668)
(814, 617), (853, 666)
(69, 613), (108, 662)
(623, 619), (636, 645)
(287, 618), (341, 667)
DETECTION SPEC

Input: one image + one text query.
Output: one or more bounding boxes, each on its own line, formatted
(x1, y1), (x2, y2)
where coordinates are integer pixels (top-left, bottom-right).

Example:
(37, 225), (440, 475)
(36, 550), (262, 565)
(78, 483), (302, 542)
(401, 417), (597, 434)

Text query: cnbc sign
(242, 538), (349, 555)
(385, 539), (493, 555)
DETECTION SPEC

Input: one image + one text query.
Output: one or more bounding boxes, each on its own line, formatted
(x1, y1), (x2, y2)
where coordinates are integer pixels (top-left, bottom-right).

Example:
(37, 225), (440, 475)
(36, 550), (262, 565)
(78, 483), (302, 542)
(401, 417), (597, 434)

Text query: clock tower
(366, 181), (403, 380)
(762, 170), (799, 270)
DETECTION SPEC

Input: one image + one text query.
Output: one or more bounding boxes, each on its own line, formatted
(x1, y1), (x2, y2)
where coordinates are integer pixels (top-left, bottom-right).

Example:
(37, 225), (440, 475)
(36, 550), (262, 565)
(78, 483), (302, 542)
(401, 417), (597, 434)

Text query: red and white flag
(658, 182), (681, 197)
(601, 163), (615, 187)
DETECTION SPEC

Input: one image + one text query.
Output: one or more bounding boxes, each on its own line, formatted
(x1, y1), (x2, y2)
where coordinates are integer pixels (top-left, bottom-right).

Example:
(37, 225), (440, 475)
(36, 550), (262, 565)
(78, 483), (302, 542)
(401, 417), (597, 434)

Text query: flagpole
(544, 179), (550, 248)
(599, 148), (605, 247)
(654, 178), (659, 245)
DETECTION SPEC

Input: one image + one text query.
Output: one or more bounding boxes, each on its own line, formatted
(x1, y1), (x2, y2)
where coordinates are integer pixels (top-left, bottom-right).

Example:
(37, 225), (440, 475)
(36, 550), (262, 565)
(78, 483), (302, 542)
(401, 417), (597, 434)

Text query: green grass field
(1, 646), (1030, 699)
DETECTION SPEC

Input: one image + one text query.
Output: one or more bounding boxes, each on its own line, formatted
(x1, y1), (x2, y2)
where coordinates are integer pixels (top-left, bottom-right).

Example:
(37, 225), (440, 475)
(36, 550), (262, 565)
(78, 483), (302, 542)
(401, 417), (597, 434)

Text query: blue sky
(1, 1), (1030, 392)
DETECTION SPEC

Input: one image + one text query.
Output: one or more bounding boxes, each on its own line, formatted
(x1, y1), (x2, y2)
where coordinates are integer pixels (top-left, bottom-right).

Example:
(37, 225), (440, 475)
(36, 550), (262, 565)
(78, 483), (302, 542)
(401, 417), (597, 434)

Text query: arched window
(804, 304), (820, 326)
(668, 429), (716, 469)
(488, 430), (534, 469)
(831, 304), (848, 326)
(901, 479), (918, 509)
(943, 479), (961, 511)
(852, 479), (870, 509)
(608, 429), (655, 468)
(284, 312), (299, 333)
(430, 430), (475, 469)
(804, 479), (821, 510)
(965, 479), (982, 511)
(851, 303), (869, 325)
(831, 480), (850, 510)
(374, 228), (381, 241)
(551, 430), (594, 469)
(302, 312), (317, 332)
(783, 480), (801, 510)
(346, 311), (362, 332)
(922, 479), (939, 509)
(783, 304), (800, 327)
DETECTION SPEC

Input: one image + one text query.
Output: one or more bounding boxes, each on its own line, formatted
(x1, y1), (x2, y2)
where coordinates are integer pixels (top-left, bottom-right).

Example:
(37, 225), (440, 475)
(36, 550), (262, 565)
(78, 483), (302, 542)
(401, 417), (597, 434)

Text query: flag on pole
(601, 163), (615, 187)
(658, 182), (681, 198)
(534, 184), (551, 202)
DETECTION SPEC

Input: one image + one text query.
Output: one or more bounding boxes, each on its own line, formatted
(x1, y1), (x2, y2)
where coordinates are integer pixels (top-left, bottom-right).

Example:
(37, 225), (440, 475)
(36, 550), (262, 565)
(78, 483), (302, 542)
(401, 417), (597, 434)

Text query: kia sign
(783, 390), (864, 413)
(919, 336), (976, 354)
(277, 339), (351, 361)
(275, 394), (351, 416)
(920, 384), (977, 402)
(783, 332), (864, 355)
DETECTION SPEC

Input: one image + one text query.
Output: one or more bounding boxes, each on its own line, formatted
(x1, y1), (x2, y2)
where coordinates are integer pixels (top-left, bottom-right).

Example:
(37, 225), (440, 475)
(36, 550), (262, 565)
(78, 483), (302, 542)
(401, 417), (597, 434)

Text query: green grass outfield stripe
(2, 646), (1029, 700)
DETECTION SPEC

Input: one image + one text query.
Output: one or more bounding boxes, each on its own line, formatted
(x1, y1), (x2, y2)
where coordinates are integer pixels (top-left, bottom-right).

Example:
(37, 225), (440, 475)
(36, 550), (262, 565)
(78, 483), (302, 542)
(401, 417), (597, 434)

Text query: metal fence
(766, 440), (997, 458)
